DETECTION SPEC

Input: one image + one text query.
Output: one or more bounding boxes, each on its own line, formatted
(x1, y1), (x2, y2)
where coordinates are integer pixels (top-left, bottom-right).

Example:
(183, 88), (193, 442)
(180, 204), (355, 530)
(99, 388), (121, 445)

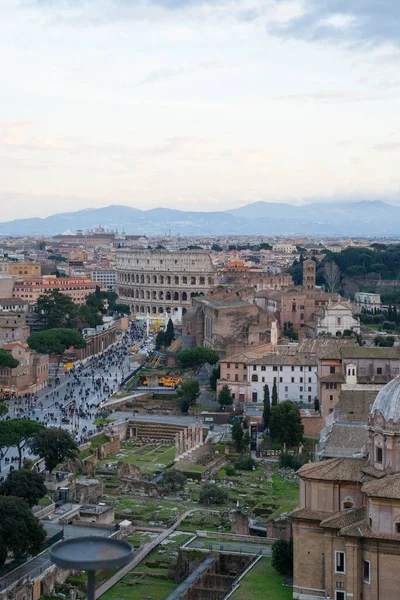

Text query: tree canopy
(231, 421), (245, 451)
(269, 401), (304, 447)
(0, 349), (19, 369)
(272, 539), (293, 576)
(161, 469), (187, 492)
(218, 385), (233, 409)
(35, 290), (77, 329)
(0, 470), (47, 508)
(27, 329), (85, 372)
(177, 347), (219, 369)
(199, 483), (228, 505)
(176, 379), (200, 413)
(0, 419), (44, 469)
(28, 428), (79, 473)
(0, 496), (46, 566)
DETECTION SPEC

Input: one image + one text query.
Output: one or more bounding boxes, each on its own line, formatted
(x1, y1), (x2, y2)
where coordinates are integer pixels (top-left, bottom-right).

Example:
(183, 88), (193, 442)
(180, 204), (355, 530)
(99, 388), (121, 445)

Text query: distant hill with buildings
(0, 200), (399, 237)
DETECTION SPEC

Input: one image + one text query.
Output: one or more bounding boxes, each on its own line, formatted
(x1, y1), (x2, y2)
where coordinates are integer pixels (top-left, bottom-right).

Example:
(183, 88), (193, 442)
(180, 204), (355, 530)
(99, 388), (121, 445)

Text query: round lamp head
(49, 536), (134, 571)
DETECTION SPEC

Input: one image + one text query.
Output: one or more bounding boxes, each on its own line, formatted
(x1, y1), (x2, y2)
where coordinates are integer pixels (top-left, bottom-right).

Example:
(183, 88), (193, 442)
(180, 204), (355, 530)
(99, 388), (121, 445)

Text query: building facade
(0, 312), (30, 346)
(7, 262), (41, 277)
(292, 377), (400, 600)
(354, 292), (382, 312)
(12, 276), (100, 305)
(87, 267), (117, 292)
(0, 342), (49, 395)
(116, 249), (217, 319)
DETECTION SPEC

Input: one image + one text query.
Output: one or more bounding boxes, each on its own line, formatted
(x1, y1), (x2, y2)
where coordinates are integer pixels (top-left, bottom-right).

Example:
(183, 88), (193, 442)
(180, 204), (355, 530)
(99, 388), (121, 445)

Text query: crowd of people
(1, 321), (146, 464)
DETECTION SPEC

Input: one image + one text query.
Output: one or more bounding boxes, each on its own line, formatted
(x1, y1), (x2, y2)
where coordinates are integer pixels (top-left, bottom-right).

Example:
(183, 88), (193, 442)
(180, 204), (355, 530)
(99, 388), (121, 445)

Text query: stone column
(175, 433), (180, 460)
(179, 430), (184, 456)
(184, 427), (188, 453)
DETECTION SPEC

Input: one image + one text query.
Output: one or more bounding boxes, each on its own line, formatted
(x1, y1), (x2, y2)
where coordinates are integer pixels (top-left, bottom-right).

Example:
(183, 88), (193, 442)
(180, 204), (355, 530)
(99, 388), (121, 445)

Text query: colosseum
(116, 249), (217, 319)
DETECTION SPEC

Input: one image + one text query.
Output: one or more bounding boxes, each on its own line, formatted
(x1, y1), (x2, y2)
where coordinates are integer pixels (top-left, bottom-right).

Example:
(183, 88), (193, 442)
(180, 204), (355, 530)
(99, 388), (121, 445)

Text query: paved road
(0, 322), (146, 475)
(94, 508), (199, 599)
(187, 539), (272, 556)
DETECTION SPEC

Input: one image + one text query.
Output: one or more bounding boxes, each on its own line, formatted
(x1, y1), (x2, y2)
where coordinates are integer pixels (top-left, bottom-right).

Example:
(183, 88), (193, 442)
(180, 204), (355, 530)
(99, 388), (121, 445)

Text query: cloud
(271, 0), (400, 47)
(139, 61), (228, 85)
(374, 142), (400, 152)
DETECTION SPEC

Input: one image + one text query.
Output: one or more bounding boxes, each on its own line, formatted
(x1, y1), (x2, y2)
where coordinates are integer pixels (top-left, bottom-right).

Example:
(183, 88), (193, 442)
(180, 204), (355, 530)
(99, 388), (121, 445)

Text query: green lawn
(100, 577), (176, 600)
(231, 557), (292, 600)
(90, 433), (109, 448)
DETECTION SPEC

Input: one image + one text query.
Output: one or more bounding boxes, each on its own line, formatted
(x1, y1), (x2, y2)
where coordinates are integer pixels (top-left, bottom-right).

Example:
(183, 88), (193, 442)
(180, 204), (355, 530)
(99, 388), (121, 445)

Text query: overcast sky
(1, 0), (400, 220)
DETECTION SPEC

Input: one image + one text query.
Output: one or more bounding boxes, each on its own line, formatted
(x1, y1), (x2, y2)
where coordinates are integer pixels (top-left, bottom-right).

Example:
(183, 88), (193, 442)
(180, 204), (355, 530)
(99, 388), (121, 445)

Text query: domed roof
(371, 376), (400, 424)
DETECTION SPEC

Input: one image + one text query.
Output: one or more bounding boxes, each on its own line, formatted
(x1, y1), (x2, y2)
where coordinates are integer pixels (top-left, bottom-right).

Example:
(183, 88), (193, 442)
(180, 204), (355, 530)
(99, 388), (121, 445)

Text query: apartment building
(12, 275), (100, 305)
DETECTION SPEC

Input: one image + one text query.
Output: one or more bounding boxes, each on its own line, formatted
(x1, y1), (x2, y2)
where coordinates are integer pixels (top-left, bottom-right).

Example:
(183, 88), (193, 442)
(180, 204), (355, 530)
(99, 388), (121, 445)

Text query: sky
(1, 0), (400, 220)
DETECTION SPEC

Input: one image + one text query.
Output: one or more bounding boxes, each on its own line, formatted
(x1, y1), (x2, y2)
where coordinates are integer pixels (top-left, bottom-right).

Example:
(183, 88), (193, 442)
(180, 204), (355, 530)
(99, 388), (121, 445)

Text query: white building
(314, 300), (360, 337)
(88, 268), (117, 292)
(272, 243), (297, 254)
(248, 354), (318, 404)
(354, 291), (382, 311)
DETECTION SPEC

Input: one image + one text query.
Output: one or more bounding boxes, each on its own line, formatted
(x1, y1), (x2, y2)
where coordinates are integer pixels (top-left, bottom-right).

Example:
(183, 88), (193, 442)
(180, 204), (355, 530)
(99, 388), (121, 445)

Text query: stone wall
(301, 414), (324, 438)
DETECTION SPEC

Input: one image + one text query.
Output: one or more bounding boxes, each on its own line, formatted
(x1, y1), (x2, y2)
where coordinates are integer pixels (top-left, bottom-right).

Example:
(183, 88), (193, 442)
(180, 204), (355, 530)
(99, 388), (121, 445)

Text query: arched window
(159, 291), (164, 300)
(167, 276), (171, 285)
(182, 308), (187, 315)
(300, 313), (304, 320)
(166, 307), (171, 313)
(182, 291), (187, 301)
(174, 292), (179, 301)
(140, 290), (144, 299)
(152, 291), (157, 300)
(140, 305), (144, 313)
(158, 307), (164, 314)
(146, 291), (150, 299)
(174, 276), (179, 285)
(166, 291), (171, 301)
(160, 275), (164, 284)
(146, 275), (150, 284)
(251, 374), (258, 382)
(153, 275), (157, 284)
(140, 274), (144, 284)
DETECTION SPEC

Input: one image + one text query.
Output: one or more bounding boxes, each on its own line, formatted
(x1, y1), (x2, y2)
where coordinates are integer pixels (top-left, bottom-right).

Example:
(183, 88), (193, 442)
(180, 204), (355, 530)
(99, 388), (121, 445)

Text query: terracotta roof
(289, 507), (330, 522)
(362, 473), (400, 500)
(255, 353), (317, 367)
(361, 465), (387, 479)
(298, 338), (357, 359)
(320, 507), (366, 529)
(0, 298), (27, 306)
(319, 424), (368, 459)
(341, 347), (400, 359)
(340, 520), (400, 541)
(319, 374), (346, 383)
(297, 457), (367, 482)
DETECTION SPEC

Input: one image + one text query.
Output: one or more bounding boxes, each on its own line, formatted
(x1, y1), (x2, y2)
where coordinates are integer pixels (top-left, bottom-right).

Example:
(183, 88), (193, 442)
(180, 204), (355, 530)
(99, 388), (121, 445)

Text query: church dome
(370, 376), (400, 425)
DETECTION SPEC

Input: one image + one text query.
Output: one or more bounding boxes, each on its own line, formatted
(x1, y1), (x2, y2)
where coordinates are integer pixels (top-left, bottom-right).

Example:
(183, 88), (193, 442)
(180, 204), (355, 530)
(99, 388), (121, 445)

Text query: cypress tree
(263, 385), (271, 430)
(272, 379), (278, 407)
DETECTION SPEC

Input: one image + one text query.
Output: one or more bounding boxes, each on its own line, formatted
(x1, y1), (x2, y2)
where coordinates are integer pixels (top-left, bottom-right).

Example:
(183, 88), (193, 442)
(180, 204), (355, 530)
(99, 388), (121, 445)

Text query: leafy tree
(374, 336), (395, 347)
(0, 419), (44, 469)
(161, 469), (187, 492)
(270, 401), (304, 447)
(231, 421), (244, 451)
(225, 465), (236, 476)
(113, 303), (130, 314)
(177, 347), (219, 369)
(0, 349), (19, 369)
(218, 385), (233, 410)
(271, 380), (278, 407)
(0, 496), (46, 566)
(35, 290), (77, 329)
(209, 365), (220, 391)
(272, 539), (293, 576)
(263, 385), (271, 430)
(199, 483), (228, 505)
(323, 261), (341, 292)
(0, 403), (8, 418)
(155, 331), (166, 349)
(28, 428), (79, 473)
(164, 319), (175, 346)
(383, 321), (396, 331)
(211, 243), (223, 251)
(0, 470), (47, 508)
(27, 328), (85, 375)
(278, 452), (307, 471)
(176, 379), (200, 413)
(234, 456), (257, 471)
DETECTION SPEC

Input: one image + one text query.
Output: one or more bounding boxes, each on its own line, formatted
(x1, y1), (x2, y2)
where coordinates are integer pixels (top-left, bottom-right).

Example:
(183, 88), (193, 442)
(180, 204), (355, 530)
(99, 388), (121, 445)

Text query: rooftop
(341, 347), (400, 359)
(298, 337), (357, 359)
(362, 472), (400, 500)
(297, 457), (367, 482)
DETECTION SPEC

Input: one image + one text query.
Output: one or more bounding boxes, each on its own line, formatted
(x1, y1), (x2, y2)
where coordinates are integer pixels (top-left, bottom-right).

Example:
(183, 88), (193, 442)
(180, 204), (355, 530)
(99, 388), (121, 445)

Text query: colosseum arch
(152, 306), (156, 314)
(140, 290), (144, 299)
(182, 291), (187, 301)
(166, 291), (171, 301)
(135, 305), (139, 313)
(159, 291), (164, 300)
(140, 305), (144, 313)
(160, 275), (164, 284)
(158, 307), (164, 313)
(153, 275), (157, 284)
(166, 307), (171, 313)
(146, 274), (150, 284)
(146, 290), (150, 299)
(174, 292), (179, 301)
(140, 274), (144, 284)
(152, 291), (157, 300)
(167, 276), (171, 285)
(136, 274), (139, 283)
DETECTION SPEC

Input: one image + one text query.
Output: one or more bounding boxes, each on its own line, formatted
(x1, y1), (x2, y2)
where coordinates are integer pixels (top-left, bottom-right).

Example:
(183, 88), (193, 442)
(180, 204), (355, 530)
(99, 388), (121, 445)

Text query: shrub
(272, 539), (293, 575)
(234, 456), (257, 471)
(225, 465), (236, 476)
(199, 484), (228, 505)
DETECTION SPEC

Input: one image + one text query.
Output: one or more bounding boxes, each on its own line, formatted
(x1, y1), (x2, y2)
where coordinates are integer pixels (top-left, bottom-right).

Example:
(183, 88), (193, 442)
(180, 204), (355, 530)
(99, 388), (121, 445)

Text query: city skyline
(1, 0), (400, 220)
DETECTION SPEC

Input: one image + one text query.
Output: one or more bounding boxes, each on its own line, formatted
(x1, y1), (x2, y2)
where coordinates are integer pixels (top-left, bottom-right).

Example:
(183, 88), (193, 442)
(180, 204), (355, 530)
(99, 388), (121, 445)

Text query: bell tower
(303, 259), (316, 291)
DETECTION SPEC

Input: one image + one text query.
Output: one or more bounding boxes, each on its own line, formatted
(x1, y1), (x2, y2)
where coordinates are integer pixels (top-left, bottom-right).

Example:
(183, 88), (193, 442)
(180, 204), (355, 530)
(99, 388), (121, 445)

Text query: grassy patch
(90, 433), (109, 449)
(94, 417), (116, 426)
(230, 557), (292, 600)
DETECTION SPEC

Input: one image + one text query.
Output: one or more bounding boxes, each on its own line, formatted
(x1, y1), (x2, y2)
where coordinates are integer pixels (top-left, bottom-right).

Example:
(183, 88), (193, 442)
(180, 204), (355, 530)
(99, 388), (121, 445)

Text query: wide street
(0, 321), (146, 475)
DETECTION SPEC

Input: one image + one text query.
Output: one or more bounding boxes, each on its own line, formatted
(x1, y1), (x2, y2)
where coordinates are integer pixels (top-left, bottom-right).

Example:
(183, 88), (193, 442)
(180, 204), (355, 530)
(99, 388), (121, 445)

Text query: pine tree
(272, 379), (278, 407)
(165, 319), (175, 346)
(263, 385), (271, 430)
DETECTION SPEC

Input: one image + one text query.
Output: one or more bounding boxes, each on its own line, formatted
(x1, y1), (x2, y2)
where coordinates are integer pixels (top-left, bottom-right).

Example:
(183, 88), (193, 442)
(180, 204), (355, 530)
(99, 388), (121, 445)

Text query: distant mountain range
(0, 200), (398, 237)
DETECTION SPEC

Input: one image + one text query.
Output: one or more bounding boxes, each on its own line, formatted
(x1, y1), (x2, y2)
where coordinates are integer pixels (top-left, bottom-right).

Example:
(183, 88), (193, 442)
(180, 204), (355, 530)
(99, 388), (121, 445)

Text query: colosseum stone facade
(116, 249), (217, 319)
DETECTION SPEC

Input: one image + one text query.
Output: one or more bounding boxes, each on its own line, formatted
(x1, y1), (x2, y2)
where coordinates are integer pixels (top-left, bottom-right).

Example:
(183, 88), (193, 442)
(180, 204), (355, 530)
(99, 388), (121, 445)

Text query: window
(335, 591), (346, 600)
(227, 363), (231, 368)
(280, 377), (283, 383)
(251, 374), (258, 382)
(273, 366), (278, 371)
(261, 366), (266, 371)
(235, 374), (238, 382)
(300, 377), (303, 383)
(300, 386), (303, 391)
(252, 391), (258, 402)
(308, 387), (312, 392)
(308, 366), (312, 372)
(335, 551), (345, 573)
(253, 365), (257, 371)
(291, 377), (294, 383)
(300, 366), (303, 371)
(376, 447), (383, 463)
(377, 367), (382, 375)
(308, 377), (312, 383)
(396, 523), (400, 534)
(243, 375), (247, 382)
(235, 364), (239, 369)
(280, 366), (283, 371)
(227, 374), (230, 380)
(330, 366), (336, 374)
(363, 560), (370, 584)
(330, 394), (333, 401)
(262, 377), (265, 382)
(285, 386), (288, 392)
